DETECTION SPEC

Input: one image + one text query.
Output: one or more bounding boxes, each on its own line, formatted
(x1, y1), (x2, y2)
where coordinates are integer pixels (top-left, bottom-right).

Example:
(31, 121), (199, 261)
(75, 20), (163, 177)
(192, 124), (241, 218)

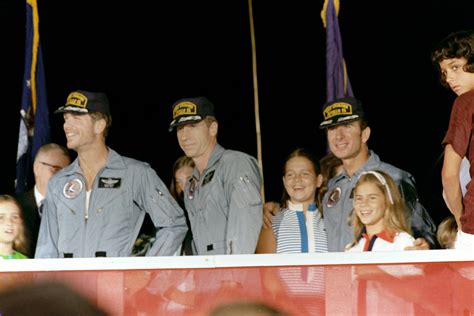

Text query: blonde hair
(437, 216), (457, 249)
(0, 195), (29, 255)
(34, 143), (70, 162)
(351, 171), (411, 244)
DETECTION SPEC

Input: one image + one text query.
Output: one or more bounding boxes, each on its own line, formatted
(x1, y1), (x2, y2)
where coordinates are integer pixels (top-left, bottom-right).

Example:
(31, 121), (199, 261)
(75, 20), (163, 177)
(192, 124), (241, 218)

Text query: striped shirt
(272, 202), (328, 253)
(271, 202), (328, 313)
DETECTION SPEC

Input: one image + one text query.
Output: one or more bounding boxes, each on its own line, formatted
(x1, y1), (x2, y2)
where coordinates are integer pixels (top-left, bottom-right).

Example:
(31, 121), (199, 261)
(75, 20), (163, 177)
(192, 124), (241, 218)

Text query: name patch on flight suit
(202, 170), (215, 186)
(98, 177), (121, 188)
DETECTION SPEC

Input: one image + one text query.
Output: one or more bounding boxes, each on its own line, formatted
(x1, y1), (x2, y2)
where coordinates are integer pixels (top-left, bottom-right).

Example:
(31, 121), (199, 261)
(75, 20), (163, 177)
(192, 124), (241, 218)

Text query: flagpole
(29, 0), (40, 113)
(248, 0), (265, 203)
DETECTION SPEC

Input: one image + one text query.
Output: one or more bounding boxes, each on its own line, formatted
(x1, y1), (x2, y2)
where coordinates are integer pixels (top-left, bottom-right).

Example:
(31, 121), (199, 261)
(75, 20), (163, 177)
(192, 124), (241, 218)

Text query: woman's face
(175, 165), (194, 197)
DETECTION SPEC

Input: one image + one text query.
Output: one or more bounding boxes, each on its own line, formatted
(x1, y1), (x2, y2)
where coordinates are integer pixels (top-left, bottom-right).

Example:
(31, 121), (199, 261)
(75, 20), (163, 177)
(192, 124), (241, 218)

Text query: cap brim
(319, 115), (360, 129)
(168, 115), (203, 132)
(54, 106), (89, 114)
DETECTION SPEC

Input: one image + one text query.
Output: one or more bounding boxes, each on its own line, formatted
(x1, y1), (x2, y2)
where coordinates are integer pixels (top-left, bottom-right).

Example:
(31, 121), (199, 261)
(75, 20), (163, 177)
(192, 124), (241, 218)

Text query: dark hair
(317, 153), (343, 208)
(280, 148), (320, 209)
(209, 300), (289, 316)
(0, 281), (109, 316)
(431, 30), (474, 87)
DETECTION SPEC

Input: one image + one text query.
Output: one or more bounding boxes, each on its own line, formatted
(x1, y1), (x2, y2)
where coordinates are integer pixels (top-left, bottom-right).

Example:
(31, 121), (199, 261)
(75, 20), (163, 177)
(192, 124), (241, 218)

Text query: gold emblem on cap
(66, 92), (88, 108)
(323, 102), (352, 119)
(173, 101), (197, 119)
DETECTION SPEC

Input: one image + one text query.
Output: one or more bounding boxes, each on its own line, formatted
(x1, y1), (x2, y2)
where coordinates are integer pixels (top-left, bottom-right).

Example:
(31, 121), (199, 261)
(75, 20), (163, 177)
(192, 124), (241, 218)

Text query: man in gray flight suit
(35, 90), (187, 258)
(319, 97), (438, 251)
(169, 97), (263, 254)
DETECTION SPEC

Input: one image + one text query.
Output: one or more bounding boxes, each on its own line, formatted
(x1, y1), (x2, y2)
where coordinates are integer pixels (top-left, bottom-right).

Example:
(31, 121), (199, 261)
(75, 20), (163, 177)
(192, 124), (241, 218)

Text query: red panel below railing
(1, 250), (473, 315)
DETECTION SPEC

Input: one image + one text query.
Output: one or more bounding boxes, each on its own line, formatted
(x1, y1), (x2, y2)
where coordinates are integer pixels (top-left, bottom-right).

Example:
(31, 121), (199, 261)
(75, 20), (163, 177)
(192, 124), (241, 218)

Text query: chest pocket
(233, 175), (262, 208)
(94, 187), (131, 219)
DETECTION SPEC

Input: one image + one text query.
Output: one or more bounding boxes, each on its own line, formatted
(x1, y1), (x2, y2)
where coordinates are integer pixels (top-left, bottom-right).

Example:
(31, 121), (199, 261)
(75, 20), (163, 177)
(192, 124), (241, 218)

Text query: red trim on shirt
(362, 230), (395, 251)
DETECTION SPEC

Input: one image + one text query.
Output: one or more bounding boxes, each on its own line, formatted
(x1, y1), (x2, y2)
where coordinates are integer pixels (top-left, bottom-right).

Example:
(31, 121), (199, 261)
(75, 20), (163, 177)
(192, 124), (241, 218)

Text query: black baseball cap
(55, 90), (110, 115)
(319, 97), (365, 129)
(169, 97), (215, 131)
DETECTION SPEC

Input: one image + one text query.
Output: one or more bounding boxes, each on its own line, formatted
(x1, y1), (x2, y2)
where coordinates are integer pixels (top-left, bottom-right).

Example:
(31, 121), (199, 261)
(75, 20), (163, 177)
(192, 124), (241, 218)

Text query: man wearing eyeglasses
(15, 143), (71, 257)
(169, 97), (263, 255)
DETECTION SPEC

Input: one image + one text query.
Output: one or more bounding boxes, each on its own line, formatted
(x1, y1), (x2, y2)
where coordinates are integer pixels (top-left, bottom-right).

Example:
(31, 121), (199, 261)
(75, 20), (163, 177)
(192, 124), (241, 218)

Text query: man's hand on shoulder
(262, 201), (281, 229)
(404, 237), (430, 250)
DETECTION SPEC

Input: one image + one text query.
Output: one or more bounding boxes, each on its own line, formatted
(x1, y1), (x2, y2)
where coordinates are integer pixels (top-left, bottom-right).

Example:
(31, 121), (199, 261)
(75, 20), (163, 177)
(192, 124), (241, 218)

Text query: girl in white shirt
(346, 170), (415, 252)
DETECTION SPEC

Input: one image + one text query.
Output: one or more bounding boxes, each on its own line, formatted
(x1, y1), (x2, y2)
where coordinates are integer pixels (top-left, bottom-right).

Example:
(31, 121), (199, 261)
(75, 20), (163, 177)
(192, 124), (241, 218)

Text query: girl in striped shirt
(257, 148), (328, 254)
(256, 149), (328, 315)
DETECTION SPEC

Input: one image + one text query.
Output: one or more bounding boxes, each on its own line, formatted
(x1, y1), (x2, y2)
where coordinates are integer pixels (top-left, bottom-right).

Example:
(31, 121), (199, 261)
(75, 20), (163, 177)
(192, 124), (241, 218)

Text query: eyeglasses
(39, 161), (64, 173)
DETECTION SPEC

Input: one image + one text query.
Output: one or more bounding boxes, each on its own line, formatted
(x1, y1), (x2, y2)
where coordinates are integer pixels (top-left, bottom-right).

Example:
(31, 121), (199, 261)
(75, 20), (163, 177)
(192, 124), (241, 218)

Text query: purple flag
(322, 0), (354, 101)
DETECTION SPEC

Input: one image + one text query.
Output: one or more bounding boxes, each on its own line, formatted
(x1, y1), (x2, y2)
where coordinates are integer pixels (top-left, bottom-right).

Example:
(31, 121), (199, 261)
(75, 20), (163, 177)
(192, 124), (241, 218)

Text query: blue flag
(321, 0), (354, 101)
(16, 0), (51, 193)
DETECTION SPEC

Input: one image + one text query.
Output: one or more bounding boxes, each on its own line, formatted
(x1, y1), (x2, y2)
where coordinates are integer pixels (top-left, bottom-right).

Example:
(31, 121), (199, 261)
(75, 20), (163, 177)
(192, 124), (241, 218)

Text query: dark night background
(2, 0), (474, 226)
